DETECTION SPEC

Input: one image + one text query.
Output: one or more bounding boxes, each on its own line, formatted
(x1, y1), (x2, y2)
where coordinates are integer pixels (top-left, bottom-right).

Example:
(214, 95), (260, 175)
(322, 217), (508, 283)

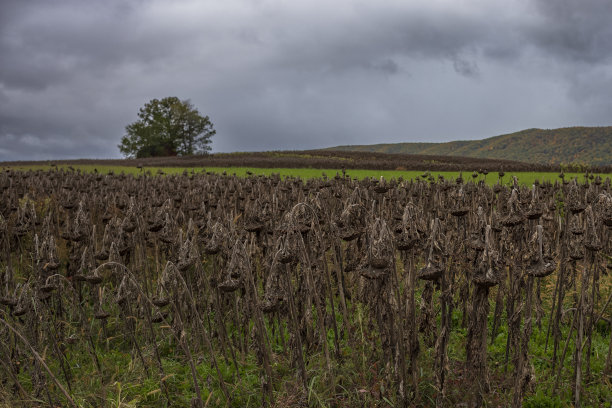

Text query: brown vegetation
(0, 168), (611, 407)
(3, 149), (599, 172)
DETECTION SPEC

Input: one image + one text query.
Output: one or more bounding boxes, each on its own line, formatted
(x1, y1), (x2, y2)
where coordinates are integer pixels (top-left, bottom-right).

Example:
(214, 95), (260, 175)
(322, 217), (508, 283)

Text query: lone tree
(118, 97), (215, 158)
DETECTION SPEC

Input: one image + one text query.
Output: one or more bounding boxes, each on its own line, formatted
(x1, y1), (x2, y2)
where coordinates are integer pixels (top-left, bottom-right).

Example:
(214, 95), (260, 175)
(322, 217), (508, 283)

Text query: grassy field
(3, 163), (610, 186)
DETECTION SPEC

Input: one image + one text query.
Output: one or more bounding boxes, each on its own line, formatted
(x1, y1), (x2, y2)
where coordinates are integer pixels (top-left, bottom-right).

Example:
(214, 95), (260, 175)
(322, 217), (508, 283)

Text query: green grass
(3, 253), (611, 407)
(4, 163), (610, 186)
(10, 316), (266, 408)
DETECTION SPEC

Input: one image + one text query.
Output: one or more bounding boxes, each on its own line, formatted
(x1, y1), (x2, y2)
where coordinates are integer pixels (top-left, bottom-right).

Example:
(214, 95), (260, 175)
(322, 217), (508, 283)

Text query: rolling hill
(329, 126), (612, 166)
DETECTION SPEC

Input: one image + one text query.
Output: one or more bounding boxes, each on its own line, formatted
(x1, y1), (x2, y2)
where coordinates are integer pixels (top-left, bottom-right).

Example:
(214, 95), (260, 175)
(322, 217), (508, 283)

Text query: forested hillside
(331, 126), (612, 166)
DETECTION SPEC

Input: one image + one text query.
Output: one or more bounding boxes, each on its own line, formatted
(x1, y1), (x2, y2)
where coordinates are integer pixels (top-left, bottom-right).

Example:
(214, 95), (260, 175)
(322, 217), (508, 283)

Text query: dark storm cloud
(529, 0), (612, 64)
(1, 0), (612, 161)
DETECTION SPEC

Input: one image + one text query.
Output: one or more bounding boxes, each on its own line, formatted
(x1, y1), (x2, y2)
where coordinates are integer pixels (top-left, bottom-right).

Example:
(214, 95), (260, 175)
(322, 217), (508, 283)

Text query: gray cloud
(1, 0), (612, 161)
(453, 58), (480, 77)
(529, 0), (612, 64)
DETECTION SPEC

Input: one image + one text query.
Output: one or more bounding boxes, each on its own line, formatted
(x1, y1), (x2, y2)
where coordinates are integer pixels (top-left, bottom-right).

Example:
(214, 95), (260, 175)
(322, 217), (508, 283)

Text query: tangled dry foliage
(0, 168), (611, 407)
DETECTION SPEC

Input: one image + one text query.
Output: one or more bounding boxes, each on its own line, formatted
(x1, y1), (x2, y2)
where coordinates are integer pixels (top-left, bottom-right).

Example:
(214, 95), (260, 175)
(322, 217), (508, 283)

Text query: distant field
(0, 148), (572, 173)
(3, 163), (609, 186)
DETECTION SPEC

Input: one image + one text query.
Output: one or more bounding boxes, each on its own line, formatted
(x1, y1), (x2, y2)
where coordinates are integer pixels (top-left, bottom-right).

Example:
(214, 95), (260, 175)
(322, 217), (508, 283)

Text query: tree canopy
(118, 97), (216, 158)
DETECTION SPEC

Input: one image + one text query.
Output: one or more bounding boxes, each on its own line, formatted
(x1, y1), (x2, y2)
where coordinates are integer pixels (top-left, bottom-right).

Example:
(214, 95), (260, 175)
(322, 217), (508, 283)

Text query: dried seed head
(526, 225), (557, 277)
(490, 210), (502, 232)
(456, 172), (464, 184)
(40, 212), (53, 239)
(526, 184), (543, 220)
(43, 236), (60, 271)
(396, 202), (420, 250)
(159, 213), (177, 244)
(148, 209), (164, 232)
(584, 205), (602, 252)
(336, 203), (365, 241)
(594, 192), (612, 228)
(373, 176), (391, 194)
(151, 310), (168, 323)
(468, 207), (487, 252)
(366, 218), (393, 270)
(74, 245), (94, 281)
(177, 236), (198, 272)
(289, 202), (315, 234)
(152, 262), (178, 306)
(95, 222), (113, 260)
(203, 221), (225, 255)
(115, 275), (130, 305)
(261, 260), (286, 313)
(569, 215), (584, 236)
(450, 186), (469, 217)
(502, 189), (525, 226)
(71, 201), (90, 242)
(0, 280), (17, 307)
(218, 239), (247, 292)
(84, 247), (105, 284)
(108, 241), (124, 270)
(277, 229), (299, 264)
(569, 236), (585, 261)
(417, 260), (444, 282)
(418, 218), (446, 281)
(121, 212), (136, 233)
(567, 181), (585, 214)
(159, 261), (179, 292)
(474, 225), (502, 287)
(244, 198), (266, 233)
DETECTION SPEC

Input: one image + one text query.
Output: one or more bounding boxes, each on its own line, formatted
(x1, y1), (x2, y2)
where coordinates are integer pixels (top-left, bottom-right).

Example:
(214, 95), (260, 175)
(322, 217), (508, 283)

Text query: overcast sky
(1, 0), (612, 160)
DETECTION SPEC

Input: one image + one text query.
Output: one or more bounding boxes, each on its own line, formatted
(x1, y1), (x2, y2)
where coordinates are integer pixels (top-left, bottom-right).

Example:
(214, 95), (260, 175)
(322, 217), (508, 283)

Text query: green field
(4, 164), (610, 186)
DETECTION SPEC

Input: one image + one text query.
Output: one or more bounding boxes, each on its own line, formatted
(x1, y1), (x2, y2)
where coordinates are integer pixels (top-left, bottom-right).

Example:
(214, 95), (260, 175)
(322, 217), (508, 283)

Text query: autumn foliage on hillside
(332, 126), (612, 167)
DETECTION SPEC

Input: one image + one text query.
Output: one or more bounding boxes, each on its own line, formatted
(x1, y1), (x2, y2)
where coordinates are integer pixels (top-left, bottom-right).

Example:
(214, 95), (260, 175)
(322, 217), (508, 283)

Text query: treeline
(6, 149), (607, 173)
